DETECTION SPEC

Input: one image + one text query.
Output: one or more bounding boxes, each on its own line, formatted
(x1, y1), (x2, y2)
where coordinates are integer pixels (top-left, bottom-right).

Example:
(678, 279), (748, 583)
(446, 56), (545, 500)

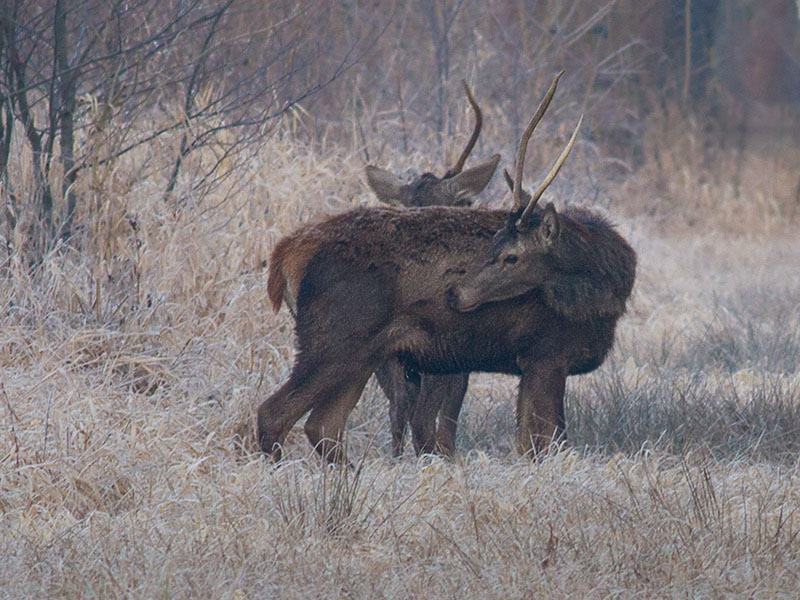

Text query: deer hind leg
(257, 361), (361, 461)
(516, 359), (567, 457)
(303, 368), (374, 464)
(257, 375), (309, 461)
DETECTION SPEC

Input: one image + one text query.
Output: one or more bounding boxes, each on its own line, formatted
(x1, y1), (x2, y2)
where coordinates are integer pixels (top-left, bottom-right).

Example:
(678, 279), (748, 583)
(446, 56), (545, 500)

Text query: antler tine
(517, 114), (583, 228)
(512, 71), (564, 212)
(444, 80), (483, 178)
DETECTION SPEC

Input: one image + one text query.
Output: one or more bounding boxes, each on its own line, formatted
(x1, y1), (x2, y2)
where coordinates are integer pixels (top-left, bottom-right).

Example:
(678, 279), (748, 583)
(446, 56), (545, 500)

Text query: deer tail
(267, 232), (320, 316)
(267, 237), (291, 313)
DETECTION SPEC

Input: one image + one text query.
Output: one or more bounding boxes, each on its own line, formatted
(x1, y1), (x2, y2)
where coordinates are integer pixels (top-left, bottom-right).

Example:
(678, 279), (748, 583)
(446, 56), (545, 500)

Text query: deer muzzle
(446, 285), (482, 313)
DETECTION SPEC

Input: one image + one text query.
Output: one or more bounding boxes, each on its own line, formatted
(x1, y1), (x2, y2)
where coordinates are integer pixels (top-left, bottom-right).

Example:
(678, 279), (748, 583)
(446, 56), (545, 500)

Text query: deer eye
(504, 254), (518, 265)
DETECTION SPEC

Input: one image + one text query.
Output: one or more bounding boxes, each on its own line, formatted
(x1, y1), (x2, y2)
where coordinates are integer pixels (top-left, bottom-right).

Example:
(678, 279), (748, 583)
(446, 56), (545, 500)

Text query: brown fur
(267, 225), (329, 316)
(268, 140), (498, 458)
(358, 83), (499, 456)
(258, 203), (636, 462)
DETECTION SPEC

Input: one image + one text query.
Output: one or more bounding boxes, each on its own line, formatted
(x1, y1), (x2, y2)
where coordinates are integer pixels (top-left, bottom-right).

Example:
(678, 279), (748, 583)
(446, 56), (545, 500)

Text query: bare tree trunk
(422, 1), (447, 138)
(0, 7), (17, 241)
(421, 0), (464, 146)
(682, 0), (692, 107)
(0, 1), (13, 194)
(54, 0), (77, 240)
(11, 60), (53, 243)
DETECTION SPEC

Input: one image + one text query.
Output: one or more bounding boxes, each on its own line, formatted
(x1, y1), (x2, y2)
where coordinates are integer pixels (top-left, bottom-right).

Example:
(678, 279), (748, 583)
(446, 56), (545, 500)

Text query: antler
(443, 80), (483, 179)
(512, 71), (563, 212)
(516, 114), (583, 229)
(510, 71), (583, 231)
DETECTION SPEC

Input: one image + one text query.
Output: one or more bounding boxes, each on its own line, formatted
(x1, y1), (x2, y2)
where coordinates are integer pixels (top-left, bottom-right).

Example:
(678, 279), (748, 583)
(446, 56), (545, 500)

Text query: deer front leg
(409, 373), (468, 457)
(430, 373), (469, 456)
(409, 377), (441, 455)
(374, 359), (420, 458)
(516, 358), (567, 457)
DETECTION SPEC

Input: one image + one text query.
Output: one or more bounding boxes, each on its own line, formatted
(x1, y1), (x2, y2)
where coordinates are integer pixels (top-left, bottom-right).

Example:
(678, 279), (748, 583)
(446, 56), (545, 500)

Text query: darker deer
(365, 81), (500, 208)
(259, 72), (636, 462)
(366, 81), (500, 457)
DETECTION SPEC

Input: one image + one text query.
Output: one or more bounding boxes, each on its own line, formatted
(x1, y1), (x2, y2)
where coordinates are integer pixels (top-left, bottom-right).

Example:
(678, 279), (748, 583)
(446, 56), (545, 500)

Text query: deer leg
(304, 370), (373, 464)
(257, 361), (361, 461)
(257, 369), (320, 461)
(410, 373), (468, 456)
(516, 359), (567, 457)
(409, 376), (442, 455)
(374, 359), (420, 458)
(432, 373), (468, 456)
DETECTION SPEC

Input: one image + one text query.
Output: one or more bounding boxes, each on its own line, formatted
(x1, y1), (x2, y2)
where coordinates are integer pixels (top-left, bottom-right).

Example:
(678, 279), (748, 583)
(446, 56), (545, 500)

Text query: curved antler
(516, 114), (583, 230)
(512, 71), (563, 212)
(443, 80), (483, 178)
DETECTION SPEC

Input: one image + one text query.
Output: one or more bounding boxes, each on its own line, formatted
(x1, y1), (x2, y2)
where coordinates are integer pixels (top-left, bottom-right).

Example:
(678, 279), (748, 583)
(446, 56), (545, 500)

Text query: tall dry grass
(2, 97), (800, 598)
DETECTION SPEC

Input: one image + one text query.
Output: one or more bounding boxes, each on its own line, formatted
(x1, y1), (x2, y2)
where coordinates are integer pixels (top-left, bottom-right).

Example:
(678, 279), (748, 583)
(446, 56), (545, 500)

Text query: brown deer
(259, 72), (636, 462)
(365, 81), (500, 457)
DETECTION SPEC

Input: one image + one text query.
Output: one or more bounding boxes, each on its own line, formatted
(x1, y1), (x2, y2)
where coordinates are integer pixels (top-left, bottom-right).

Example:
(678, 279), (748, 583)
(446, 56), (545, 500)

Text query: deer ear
(365, 166), (405, 207)
(447, 154), (500, 201)
(540, 203), (560, 246)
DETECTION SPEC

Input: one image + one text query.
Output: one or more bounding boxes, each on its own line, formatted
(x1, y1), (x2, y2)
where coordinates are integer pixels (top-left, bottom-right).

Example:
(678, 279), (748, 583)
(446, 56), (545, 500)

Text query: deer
(365, 81), (500, 457)
(259, 72), (636, 463)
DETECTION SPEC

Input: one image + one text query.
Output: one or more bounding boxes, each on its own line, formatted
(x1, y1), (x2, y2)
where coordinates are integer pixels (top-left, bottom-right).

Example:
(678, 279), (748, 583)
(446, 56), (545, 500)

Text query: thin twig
(1, 383), (21, 468)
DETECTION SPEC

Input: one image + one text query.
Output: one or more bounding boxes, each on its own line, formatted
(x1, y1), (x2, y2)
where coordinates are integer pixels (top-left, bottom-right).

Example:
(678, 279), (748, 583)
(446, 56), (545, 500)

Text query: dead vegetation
(2, 1), (800, 594)
(1, 103), (799, 596)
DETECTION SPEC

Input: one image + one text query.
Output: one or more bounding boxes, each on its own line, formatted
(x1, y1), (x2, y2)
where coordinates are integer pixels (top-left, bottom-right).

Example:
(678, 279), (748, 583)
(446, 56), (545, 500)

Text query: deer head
(365, 81), (500, 207)
(450, 72), (584, 312)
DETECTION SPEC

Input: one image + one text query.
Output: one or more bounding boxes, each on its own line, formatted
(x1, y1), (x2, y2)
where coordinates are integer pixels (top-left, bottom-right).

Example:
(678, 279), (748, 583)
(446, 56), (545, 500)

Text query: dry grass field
(2, 101), (800, 599)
